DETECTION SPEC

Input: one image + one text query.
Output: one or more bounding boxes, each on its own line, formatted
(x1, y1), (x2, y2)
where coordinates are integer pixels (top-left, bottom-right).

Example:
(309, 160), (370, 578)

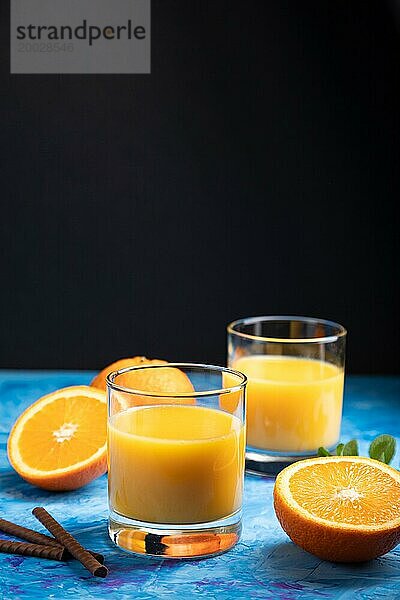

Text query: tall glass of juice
(107, 363), (246, 558)
(227, 316), (346, 476)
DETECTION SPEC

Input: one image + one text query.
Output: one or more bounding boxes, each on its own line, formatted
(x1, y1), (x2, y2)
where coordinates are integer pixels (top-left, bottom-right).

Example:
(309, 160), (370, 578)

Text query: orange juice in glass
(107, 363), (246, 558)
(227, 316), (346, 475)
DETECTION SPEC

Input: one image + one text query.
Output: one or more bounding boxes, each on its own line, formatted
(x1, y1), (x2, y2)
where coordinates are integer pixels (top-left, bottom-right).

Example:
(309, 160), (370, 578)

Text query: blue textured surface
(1, 372), (400, 600)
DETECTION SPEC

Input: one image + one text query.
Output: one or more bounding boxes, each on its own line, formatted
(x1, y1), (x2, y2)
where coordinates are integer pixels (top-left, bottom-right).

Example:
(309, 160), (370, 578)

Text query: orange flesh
(18, 395), (107, 470)
(289, 461), (400, 526)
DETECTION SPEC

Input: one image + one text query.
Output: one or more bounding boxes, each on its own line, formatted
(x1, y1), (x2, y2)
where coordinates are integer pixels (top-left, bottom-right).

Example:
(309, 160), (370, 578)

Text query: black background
(0, 1), (399, 373)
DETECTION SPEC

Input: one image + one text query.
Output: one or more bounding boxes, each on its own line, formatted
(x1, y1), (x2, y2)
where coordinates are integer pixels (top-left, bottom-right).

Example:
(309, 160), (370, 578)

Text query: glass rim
(106, 362), (247, 398)
(227, 315), (347, 344)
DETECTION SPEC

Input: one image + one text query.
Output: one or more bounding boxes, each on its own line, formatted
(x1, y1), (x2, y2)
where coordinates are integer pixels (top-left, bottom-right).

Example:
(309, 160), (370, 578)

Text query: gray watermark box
(10, 0), (150, 74)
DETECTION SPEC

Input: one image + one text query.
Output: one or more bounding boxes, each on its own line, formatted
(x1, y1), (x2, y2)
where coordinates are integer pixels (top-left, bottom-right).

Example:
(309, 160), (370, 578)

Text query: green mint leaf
(369, 434), (396, 464)
(342, 439), (359, 456)
(336, 443), (344, 456)
(318, 446), (331, 457)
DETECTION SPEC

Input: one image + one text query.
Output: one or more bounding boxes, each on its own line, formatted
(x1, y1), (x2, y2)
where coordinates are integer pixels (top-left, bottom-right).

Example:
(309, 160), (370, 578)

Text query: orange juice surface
(233, 355), (344, 452)
(108, 405), (245, 524)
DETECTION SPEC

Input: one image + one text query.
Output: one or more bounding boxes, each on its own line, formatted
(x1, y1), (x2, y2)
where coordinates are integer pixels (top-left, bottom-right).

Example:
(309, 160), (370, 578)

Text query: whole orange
(90, 356), (167, 391)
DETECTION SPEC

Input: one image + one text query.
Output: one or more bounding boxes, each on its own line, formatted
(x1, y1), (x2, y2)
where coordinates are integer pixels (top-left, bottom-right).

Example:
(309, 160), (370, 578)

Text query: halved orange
(274, 456), (400, 562)
(7, 386), (107, 491)
(90, 356), (167, 391)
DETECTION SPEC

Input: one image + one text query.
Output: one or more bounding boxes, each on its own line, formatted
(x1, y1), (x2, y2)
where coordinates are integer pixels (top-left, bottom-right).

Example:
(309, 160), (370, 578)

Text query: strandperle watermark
(10, 0), (150, 74)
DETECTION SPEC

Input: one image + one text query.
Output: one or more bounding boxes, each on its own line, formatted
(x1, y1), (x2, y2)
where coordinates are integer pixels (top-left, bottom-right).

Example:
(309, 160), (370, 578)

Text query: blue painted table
(1, 372), (400, 600)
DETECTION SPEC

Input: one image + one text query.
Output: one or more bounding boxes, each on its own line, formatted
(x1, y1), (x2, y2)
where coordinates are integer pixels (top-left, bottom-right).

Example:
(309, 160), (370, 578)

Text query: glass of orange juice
(107, 363), (246, 558)
(227, 316), (346, 476)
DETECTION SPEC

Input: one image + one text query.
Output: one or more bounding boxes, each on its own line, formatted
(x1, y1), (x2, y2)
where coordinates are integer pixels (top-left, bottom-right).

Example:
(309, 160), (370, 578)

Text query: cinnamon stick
(0, 538), (67, 561)
(32, 507), (108, 578)
(0, 518), (104, 564)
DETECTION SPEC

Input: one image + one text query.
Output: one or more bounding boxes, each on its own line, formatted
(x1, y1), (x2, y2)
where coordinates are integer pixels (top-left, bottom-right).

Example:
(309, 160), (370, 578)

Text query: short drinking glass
(227, 316), (346, 476)
(107, 363), (246, 558)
